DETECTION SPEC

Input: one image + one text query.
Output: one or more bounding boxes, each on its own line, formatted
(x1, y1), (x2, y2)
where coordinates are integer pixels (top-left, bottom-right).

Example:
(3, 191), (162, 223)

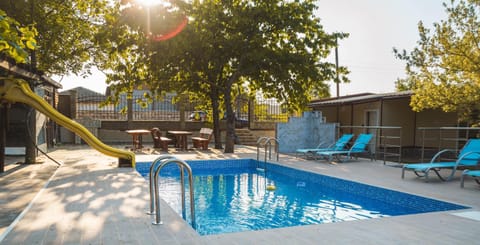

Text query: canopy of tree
(110, 0), (349, 152)
(395, 0), (480, 125)
(0, 0), (114, 76)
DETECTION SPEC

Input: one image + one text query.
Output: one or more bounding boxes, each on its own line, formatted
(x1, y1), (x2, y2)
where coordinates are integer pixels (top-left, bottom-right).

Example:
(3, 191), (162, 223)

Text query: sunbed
(460, 169), (480, 188)
(295, 134), (354, 159)
(315, 133), (373, 163)
(402, 139), (480, 182)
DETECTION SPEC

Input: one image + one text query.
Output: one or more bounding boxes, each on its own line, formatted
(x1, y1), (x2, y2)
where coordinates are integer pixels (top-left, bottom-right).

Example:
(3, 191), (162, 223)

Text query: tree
(0, 0), (114, 76)
(1, 1), (116, 164)
(114, 0), (348, 153)
(0, 10), (38, 168)
(394, 0), (480, 125)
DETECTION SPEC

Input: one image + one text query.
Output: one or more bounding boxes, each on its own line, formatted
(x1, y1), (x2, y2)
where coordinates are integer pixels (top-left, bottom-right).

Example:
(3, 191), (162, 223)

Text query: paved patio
(0, 144), (479, 244)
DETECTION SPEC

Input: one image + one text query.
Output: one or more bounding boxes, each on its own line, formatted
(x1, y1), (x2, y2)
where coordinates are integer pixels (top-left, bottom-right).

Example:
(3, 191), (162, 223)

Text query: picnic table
(126, 129), (151, 150)
(167, 130), (192, 151)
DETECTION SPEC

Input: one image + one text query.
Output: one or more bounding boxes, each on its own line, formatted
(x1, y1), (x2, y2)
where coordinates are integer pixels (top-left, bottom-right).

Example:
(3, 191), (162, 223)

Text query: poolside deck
(1, 145), (479, 244)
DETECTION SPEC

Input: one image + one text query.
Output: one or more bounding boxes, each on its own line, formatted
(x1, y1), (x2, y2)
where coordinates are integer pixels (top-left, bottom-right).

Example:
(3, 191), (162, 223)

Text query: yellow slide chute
(0, 78), (135, 167)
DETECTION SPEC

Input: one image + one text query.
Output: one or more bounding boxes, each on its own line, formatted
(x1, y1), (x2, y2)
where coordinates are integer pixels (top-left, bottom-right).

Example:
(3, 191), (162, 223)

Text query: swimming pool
(136, 159), (468, 236)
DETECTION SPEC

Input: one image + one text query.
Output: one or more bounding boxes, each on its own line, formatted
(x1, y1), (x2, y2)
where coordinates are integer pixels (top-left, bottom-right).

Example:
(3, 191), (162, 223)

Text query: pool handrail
(148, 155), (178, 215)
(256, 137), (280, 171)
(265, 137), (279, 162)
(153, 158), (196, 229)
(256, 137), (270, 161)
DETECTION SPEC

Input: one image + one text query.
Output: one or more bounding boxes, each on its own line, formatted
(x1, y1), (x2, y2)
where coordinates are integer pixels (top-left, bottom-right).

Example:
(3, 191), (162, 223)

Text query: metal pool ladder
(256, 136), (270, 161)
(256, 137), (279, 170)
(265, 137), (279, 162)
(148, 155), (196, 228)
(147, 155), (176, 215)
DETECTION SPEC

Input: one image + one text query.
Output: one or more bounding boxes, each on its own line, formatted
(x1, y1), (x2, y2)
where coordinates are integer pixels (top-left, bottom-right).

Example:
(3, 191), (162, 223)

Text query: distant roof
(309, 91), (412, 107)
(60, 87), (106, 102)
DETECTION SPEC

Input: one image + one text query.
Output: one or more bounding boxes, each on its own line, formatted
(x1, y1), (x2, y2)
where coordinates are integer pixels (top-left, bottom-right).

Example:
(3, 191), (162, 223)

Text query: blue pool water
(136, 159), (468, 236)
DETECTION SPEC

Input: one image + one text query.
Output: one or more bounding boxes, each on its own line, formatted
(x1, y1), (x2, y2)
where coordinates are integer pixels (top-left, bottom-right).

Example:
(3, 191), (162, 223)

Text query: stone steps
(235, 128), (258, 146)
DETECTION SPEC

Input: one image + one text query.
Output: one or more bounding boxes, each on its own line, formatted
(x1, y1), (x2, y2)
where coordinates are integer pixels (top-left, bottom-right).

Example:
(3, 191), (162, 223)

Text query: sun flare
(135, 0), (170, 7)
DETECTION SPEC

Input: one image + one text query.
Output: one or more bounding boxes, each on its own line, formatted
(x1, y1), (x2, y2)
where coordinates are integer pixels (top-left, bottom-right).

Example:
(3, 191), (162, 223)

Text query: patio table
(167, 130), (192, 151)
(126, 129), (151, 150)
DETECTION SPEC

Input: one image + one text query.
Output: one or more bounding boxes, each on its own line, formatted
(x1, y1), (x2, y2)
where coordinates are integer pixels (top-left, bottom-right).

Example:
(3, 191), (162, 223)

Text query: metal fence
(75, 94), (290, 123)
(417, 127), (480, 162)
(253, 98), (289, 122)
(76, 94), (193, 121)
(339, 125), (403, 164)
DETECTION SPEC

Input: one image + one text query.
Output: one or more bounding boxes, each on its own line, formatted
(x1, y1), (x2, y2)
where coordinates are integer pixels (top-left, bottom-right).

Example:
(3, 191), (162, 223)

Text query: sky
(56, 0), (448, 96)
(316, 0), (446, 96)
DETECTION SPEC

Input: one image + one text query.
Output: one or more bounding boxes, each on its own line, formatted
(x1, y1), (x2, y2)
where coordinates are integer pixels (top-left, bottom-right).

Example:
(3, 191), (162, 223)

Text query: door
(365, 110), (379, 153)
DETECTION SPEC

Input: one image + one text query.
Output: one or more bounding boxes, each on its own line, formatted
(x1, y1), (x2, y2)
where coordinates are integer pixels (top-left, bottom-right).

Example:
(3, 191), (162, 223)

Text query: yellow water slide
(0, 77), (135, 167)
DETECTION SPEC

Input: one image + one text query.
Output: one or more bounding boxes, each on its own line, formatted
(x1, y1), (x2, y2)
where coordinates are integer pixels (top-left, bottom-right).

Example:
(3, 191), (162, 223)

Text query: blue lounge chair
(460, 170), (480, 188)
(295, 134), (354, 159)
(315, 133), (373, 163)
(402, 139), (480, 182)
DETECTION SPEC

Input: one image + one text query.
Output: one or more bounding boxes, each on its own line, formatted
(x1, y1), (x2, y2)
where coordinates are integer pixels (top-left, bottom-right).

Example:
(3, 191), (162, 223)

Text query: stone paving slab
(1, 146), (202, 245)
(0, 155), (59, 236)
(0, 144), (479, 244)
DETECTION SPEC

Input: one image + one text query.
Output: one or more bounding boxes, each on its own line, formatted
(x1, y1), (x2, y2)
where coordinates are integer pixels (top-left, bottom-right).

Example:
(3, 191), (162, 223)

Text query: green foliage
(99, 0), (187, 105)
(154, 0), (347, 152)
(1, 0), (114, 75)
(395, 0), (480, 124)
(172, 0), (348, 111)
(90, 0), (349, 152)
(0, 9), (37, 63)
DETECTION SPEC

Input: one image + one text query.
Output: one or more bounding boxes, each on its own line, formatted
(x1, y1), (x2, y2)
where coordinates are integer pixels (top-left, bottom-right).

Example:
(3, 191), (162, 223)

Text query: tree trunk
(25, 106), (36, 164)
(223, 87), (235, 153)
(210, 89), (223, 149)
(0, 103), (7, 173)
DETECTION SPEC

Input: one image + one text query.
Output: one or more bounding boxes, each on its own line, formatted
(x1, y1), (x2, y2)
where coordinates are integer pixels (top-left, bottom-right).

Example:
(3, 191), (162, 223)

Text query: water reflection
(156, 169), (391, 235)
